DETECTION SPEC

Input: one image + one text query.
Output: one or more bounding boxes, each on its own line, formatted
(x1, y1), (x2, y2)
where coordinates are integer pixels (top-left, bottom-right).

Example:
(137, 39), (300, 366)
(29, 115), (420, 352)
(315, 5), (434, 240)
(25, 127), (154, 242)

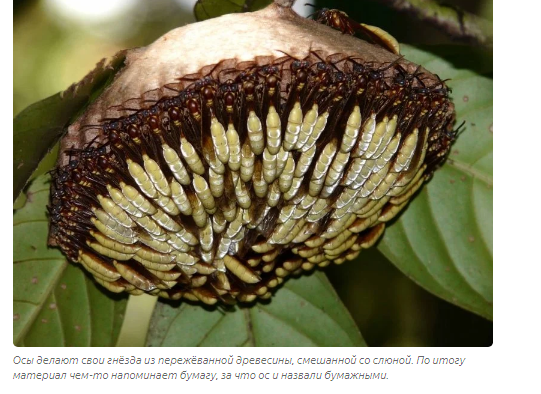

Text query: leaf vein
(255, 306), (318, 346)
(195, 312), (226, 347)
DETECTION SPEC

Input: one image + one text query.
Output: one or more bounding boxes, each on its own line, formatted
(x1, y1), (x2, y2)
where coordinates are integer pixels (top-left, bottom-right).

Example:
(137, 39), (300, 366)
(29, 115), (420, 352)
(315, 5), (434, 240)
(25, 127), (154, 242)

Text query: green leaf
(147, 271), (365, 346)
(378, 45), (493, 320)
(13, 52), (126, 202)
(194, 0), (271, 21)
(13, 175), (128, 346)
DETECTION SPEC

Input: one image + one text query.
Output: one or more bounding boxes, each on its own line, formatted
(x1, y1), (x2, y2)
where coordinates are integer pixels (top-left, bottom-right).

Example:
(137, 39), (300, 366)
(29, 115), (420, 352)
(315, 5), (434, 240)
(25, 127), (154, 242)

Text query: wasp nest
(49, 3), (456, 304)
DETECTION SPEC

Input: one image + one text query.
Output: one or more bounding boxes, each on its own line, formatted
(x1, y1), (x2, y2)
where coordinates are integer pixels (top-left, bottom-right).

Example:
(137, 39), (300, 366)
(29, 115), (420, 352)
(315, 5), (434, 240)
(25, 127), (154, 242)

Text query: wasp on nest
(48, 2), (456, 305)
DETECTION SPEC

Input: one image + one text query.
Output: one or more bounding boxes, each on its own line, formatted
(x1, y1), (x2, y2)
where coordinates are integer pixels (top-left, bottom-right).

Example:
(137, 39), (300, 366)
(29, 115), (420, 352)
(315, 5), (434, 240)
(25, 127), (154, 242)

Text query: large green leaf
(147, 271), (365, 346)
(378, 45), (493, 320)
(13, 52), (126, 202)
(13, 175), (128, 346)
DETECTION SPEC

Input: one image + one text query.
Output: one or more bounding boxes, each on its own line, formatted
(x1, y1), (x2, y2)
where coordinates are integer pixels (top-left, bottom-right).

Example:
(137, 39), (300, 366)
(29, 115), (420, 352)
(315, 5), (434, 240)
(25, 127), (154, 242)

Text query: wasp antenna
(455, 120), (466, 134)
(412, 64), (423, 77)
(85, 135), (101, 149)
(309, 49), (326, 64)
(275, 49), (299, 60)
(163, 84), (181, 94)
(177, 74), (200, 83)
(210, 60), (228, 79)
(380, 55), (404, 72)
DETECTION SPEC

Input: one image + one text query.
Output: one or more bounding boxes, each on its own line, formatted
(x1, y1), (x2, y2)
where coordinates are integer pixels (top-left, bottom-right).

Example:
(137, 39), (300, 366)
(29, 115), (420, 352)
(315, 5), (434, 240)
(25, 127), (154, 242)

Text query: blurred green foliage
(13, 0), (492, 346)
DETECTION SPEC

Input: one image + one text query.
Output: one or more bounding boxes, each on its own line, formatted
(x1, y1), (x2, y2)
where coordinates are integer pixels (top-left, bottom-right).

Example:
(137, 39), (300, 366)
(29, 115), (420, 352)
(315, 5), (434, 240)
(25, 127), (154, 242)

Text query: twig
(377, 0), (493, 48)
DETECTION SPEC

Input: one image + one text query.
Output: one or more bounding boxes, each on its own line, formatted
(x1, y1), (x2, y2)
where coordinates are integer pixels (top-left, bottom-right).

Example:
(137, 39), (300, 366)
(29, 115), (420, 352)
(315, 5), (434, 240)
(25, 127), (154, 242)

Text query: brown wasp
(310, 7), (400, 55)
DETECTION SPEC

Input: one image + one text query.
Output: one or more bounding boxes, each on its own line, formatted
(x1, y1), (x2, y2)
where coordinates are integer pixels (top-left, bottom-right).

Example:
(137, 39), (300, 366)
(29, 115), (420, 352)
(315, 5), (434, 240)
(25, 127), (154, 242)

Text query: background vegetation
(13, 0), (493, 346)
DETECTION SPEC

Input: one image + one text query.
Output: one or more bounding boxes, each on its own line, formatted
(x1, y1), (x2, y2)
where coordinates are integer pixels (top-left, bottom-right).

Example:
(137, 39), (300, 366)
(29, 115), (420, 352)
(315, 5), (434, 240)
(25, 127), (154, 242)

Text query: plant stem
(116, 294), (158, 347)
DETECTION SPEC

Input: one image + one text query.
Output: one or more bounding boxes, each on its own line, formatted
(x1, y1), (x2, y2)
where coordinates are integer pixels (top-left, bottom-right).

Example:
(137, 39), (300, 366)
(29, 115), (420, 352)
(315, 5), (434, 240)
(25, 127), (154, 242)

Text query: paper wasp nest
(49, 3), (456, 304)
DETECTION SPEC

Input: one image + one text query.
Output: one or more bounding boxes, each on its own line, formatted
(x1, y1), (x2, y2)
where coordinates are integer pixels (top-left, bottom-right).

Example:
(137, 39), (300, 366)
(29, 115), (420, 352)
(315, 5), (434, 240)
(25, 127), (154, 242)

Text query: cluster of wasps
(48, 9), (456, 304)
